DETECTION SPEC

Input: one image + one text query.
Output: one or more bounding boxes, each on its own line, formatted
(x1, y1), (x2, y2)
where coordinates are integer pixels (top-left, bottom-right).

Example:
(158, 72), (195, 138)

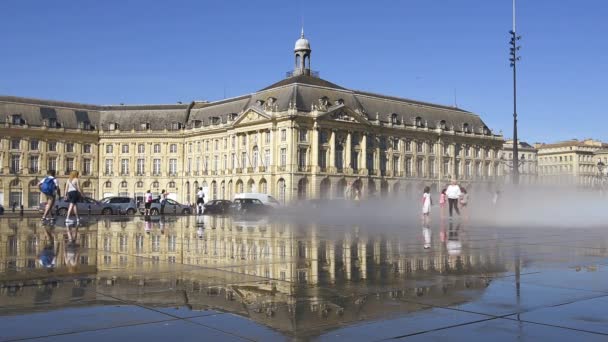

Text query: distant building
(500, 139), (538, 185)
(0, 31), (504, 207)
(536, 139), (608, 187)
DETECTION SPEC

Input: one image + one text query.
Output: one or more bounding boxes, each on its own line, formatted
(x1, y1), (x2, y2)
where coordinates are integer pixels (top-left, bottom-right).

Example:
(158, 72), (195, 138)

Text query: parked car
(233, 193), (281, 208)
(0, 204), (4, 215)
(138, 198), (192, 215)
(230, 198), (271, 215)
(100, 196), (138, 215)
(203, 200), (232, 214)
(43, 197), (116, 216)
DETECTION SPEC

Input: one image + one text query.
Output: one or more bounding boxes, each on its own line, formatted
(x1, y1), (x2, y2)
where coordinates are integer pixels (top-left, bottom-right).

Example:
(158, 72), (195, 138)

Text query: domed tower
(293, 28), (311, 76)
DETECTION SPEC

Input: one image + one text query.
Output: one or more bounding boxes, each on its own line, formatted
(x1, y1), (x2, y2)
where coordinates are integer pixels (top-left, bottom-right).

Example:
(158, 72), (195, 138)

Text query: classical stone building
(500, 139), (538, 185)
(536, 139), (608, 186)
(0, 32), (503, 207)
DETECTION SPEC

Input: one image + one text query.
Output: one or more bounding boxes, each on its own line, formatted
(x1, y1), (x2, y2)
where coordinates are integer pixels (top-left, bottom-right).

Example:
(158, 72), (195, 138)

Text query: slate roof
(1, 73), (495, 135)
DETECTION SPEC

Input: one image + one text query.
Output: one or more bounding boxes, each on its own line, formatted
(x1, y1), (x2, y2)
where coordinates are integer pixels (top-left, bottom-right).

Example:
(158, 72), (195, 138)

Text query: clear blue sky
(1, 0), (607, 143)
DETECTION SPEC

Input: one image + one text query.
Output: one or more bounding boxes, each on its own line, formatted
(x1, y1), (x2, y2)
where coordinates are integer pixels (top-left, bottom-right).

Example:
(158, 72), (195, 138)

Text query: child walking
(422, 186), (432, 224)
(439, 188), (447, 215)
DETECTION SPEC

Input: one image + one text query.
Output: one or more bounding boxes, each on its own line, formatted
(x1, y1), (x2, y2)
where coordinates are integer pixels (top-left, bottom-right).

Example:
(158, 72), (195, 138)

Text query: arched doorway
(220, 181), (225, 199)
(235, 179), (243, 194)
(227, 180), (233, 199)
(297, 178), (308, 200)
(336, 178), (347, 198)
(211, 181), (217, 200)
(380, 180), (389, 198)
(247, 179), (255, 193)
(259, 178), (267, 194)
(277, 178), (286, 204)
(320, 178), (331, 199)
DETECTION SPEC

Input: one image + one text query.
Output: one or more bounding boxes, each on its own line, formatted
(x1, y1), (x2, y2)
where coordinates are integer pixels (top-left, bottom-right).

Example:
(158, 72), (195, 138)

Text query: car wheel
(150, 208), (159, 215)
(182, 208), (191, 215)
(102, 208), (113, 215)
(57, 208), (68, 216)
(126, 208), (136, 215)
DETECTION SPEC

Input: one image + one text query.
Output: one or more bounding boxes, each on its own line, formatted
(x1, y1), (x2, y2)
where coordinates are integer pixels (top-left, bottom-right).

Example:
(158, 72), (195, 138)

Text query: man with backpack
(39, 170), (61, 221)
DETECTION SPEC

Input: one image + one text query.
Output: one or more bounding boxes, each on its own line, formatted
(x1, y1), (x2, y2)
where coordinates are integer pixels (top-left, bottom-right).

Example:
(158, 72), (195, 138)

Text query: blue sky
(1, 0), (607, 143)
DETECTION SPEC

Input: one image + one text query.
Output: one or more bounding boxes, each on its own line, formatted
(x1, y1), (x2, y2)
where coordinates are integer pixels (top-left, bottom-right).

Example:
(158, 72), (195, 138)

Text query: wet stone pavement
(1, 215), (608, 341)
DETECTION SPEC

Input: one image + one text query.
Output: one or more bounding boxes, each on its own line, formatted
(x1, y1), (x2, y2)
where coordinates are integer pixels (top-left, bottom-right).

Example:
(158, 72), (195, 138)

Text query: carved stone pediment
(233, 109), (271, 127)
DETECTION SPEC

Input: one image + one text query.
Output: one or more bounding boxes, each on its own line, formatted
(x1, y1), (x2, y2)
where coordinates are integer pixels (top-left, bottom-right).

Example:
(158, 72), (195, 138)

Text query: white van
(233, 193), (281, 208)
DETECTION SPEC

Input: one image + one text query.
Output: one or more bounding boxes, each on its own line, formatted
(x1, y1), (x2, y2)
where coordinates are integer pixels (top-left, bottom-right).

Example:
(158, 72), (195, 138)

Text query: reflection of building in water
(8, 218), (607, 336)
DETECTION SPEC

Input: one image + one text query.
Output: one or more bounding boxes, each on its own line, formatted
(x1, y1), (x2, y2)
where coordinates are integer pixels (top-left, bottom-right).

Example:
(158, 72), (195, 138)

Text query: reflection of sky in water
(1, 215), (607, 339)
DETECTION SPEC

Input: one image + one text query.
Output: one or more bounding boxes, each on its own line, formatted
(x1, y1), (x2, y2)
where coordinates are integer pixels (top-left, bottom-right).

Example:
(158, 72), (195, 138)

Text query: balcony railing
(258, 166), (266, 172)
(235, 168), (242, 174)
(298, 165), (310, 172)
(104, 172), (113, 176)
(246, 167), (254, 173)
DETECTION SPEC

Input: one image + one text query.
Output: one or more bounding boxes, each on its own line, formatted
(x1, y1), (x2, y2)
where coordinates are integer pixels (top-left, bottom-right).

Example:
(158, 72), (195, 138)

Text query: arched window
(10, 179), (20, 187)
(259, 179), (267, 194)
(391, 113), (398, 124)
(136, 181), (144, 188)
(82, 180), (91, 188)
(415, 117), (422, 127)
(152, 181), (159, 188)
(29, 179), (38, 187)
(105, 181), (112, 188)
(211, 181), (217, 199)
(168, 181), (176, 188)
(236, 180), (243, 193)
(439, 120), (447, 130)
(120, 181), (127, 188)
(463, 123), (470, 133)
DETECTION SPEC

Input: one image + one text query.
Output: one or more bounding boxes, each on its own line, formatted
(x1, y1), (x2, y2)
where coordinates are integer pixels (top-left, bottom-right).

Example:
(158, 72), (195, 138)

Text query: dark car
(101, 196), (138, 215)
(230, 198), (270, 215)
(0, 204), (4, 215)
(138, 198), (192, 215)
(203, 200), (232, 214)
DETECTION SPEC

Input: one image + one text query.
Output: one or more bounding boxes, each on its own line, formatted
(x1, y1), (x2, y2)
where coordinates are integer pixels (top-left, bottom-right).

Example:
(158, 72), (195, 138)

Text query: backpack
(41, 177), (56, 195)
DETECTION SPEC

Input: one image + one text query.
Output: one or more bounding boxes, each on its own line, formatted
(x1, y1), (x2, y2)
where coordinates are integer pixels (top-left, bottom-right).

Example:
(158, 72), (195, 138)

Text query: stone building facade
(0, 32), (503, 207)
(536, 139), (608, 186)
(500, 139), (538, 185)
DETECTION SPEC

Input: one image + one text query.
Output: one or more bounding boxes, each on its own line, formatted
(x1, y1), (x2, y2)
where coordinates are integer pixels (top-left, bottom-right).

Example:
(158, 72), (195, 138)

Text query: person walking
(144, 190), (153, 215)
(439, 188), (447, 215)
(460, 187), (469, 220)
(64, 170), (84, 222)
(445, 180), (461, 218)
(196, 187), (205, 214)
(422, 186), (432, 224)
(39, 170), (61, 221)
(160, 189), (167, 215)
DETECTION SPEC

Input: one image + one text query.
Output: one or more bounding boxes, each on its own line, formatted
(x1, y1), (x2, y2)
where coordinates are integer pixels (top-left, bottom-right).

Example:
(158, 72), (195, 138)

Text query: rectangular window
(392, 139), (399, 151)
(204, 156), (209, 171)
(170, 144), (177, 153)
(366, 152), (373, 172)
(83, 159), (91, 175)
(11, 139), (20, 150)
(429, 159), (436, 176)
(444, 145), (450, 155)
(169, 159), (177, 174)
(214, 156), (218, 171)
(48, 141), (57, 152)
(137, 144), (145, 154)
(241, 152), (247, 168)
(281, 129), (287, 142)
(196, 157), (200, 172)
(137, 158), (145, 175)
(405, 140), (412, 152)
(280, 148), (287, 167)
(465, 161), (472, 177)
(393, 156), (399, 173)
(187, 158), (192, 173)
(153, 159), (161, 175)
(188, 143), (192, 153)
(105, 159), (113, 175)
(231, 153), (236, 169)
(214, 140), (218, 151)
(298, 148), (307, 169)
(66, 157), (74, 173)
(29, 156), (39, 173)
(264, 150), (270, 167)
(83, 144), (92, 154)
(231, 136), (236, 148)
(465, 147), (471, 157)
(299, 129), (307, 142)
(265, 131), (271, 144)
(30, 140), (39, 151)
(120, 159), (129, 175)
(48, 157), (57, 172)
(406, 158), (412, 176)
(223, 138), (227, 149)
(223, 155), (227, 170)
(416, 158), (424, 176)
(66, 143), (74, 153)
(153, 144), (161, 153)
(122, 144), (129, 154)
(416, 141), (423, 153)
(106, 144), (113, 154)
(319, 149), (327, 169)
(241, 135), (246, 146)
(443, 159), (450, 175)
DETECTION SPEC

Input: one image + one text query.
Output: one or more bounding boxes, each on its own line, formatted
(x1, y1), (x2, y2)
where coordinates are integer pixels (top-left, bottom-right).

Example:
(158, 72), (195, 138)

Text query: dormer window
(267, 97), (277, 105)
(193, 120), (202, 128)
(256, 100), (265, 106)
(230, 113), (239, 121)
(78, 121), (91, 130)
(140, 122), (150, 130)
(483, 126), (490, 135)
(391, 113), (398, 124)
(335, 99), (344, 105)
(463, 123), (470, 133)
(171, 122), (181, 130)
(415, 116), (422, 127)
(211, 116), (220, 125)
(109, 123), (119, 131)
(439, 120), (447, 130)
(11, 114), (23, 125)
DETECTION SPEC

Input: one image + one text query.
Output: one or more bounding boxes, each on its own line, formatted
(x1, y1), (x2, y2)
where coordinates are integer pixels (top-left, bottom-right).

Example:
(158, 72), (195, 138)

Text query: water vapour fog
(280, 184), (608, 230)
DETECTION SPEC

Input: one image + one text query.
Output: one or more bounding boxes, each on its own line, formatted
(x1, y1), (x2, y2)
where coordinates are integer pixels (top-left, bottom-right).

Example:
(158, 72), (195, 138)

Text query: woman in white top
(64, 170), (84, 222)
(422, 186), (432, 224)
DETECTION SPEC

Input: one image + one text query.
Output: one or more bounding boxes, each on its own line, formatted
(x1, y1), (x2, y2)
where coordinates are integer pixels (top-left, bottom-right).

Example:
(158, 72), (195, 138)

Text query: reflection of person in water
(39, 228), (59, 269)
(446, 222), (462, 256)
(64, 221), (80, 271)
(159, 216), (165, 235)
(144, 215), (152, 234)
(422, 223), (432, 249)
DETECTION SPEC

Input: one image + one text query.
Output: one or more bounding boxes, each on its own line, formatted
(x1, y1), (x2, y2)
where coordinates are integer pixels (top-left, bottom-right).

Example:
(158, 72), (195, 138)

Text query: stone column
(358, 239), (367, 280)
(329, 129), (336, 172)
(311, 124), (319, 173)
(345, 131), (352, 174)
(327, 241), (336, 284)
(360, 133), (367, 175)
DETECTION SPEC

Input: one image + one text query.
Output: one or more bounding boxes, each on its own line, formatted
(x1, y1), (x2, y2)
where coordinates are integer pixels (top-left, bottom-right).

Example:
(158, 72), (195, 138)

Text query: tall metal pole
(509, 0), (521, 185)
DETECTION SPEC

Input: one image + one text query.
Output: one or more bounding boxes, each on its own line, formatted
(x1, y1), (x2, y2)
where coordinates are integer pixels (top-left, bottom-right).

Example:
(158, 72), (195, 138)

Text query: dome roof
(294, 28), (310, 51)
